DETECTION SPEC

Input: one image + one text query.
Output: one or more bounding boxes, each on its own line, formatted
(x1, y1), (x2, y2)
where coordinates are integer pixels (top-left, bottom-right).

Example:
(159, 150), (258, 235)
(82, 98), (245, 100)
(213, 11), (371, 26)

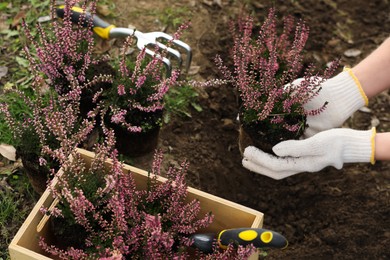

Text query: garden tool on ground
(56, 5), (192, 76)
(190, 227), (288, 254)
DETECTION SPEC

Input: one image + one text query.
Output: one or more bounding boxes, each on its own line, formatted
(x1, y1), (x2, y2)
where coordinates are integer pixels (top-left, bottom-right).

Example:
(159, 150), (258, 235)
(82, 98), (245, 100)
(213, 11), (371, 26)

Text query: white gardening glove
(242, 127), (376, 180)
(294, 68), (368, 138)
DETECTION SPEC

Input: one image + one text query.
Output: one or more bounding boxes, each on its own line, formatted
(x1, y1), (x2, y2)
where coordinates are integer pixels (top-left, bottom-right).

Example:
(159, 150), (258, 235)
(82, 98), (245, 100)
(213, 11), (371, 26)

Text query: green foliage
(154, 7), (190, 29)
(159, 7), (189, 28)
(163, 84), (202, 123)
(0, 120), (13, 145)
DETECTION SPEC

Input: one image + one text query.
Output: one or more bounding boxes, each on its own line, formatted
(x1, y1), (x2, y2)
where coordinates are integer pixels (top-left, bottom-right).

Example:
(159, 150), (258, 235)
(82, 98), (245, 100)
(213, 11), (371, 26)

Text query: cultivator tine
(151, 32), (192, 74)
(144, 48), (172, 77)
(171, 39), (192, 74)
(155, 41), (183, 66)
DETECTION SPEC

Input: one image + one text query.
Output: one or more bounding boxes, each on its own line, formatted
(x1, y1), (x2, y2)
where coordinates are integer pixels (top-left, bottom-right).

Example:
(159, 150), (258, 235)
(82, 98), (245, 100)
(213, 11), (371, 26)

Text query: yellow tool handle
(218, 228), (288, 249)
(56, 5), (115, 39)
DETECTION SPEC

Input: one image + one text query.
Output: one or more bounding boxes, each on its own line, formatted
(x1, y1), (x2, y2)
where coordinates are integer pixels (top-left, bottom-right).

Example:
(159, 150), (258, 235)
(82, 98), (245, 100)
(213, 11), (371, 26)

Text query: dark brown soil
(3, 0), (389, 259)
(113, 1), (390, 259)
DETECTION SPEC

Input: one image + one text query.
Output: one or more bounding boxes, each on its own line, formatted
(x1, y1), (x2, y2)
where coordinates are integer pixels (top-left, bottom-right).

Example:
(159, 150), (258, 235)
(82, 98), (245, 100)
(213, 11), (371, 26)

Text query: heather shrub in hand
(215, 8), (338, 152)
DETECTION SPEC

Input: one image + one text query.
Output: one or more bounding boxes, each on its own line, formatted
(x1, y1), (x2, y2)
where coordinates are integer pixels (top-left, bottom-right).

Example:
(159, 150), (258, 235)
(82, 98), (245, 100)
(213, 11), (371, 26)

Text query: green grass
(0, 172), (38, 260)
(0, 0), (51, 92)
(163, 84), (202, 124)
(0, 90), (34, 145)
(155, 6), (190, 29)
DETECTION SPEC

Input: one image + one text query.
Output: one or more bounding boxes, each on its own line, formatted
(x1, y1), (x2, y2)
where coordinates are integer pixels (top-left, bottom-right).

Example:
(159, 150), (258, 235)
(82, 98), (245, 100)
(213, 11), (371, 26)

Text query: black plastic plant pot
(238, 113), (306, 156)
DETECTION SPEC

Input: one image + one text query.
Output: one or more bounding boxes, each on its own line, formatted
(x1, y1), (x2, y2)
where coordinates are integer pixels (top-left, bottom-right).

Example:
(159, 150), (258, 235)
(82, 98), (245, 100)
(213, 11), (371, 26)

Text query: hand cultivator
(56, 5), (192, 75)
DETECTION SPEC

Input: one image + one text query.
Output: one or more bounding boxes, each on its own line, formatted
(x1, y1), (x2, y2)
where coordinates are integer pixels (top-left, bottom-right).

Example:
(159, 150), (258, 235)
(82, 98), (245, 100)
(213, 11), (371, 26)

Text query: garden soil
(112, 0), (390, 259)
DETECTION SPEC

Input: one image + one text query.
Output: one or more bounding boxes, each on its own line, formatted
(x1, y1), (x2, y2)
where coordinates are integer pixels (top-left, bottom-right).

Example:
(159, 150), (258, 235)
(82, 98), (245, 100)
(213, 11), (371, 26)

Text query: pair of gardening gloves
(243, 68), (376, 180)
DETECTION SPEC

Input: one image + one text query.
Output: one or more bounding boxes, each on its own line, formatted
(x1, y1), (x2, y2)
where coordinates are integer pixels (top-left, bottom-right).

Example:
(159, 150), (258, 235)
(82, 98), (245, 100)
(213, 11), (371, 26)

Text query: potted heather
(103, 25), (188, 158)
(0, 0), (112, 194)
(0, 91), (55, 195)
(215, 8), (338, 154)
(22, 0), (114, 118)
(0, 86), (97, 194)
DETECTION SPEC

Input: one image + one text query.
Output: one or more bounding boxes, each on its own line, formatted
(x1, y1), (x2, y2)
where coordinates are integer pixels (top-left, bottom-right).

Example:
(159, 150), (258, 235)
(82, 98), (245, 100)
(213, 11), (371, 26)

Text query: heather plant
(100, 24), (190, 158)
(0, 84), (98, 193)
(38, 127), (255, 259)
(105, 22), (189, 134)
(1, 0), (109, 144)
(0, 0), (113, 168)
(0, 0), (113, 192)
(215, 8), (338, 146)
(22, 0), (116, 125)
(22, 0), (100, 95)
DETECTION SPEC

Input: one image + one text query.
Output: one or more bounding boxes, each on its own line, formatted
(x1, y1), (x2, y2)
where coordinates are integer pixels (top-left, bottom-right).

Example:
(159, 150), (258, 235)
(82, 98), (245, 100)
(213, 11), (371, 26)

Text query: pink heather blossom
(39, 205), (63, 218)
(173, 21), (191, 40)
(117, 84), (126, 95)
(135, 75), (146, 88)
(110, 109), (127, 124)
(39, 157), (47, 166)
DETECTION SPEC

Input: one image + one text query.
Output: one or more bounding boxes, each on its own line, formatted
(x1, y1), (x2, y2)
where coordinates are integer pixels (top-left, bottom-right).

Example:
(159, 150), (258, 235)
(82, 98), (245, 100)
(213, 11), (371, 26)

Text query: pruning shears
(190, 227), (288, 254)
(56, 5), (192, 75)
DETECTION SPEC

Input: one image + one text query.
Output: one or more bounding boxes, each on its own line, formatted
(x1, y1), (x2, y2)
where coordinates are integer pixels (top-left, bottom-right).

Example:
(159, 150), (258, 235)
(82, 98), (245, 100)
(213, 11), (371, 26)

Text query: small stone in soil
(221, 118), (235, 130)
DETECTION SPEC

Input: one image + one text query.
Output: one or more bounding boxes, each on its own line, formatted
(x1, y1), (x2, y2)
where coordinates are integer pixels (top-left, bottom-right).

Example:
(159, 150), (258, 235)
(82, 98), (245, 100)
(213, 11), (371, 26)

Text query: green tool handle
(56, 5), (115, 39)
(218, 228), (288, 249)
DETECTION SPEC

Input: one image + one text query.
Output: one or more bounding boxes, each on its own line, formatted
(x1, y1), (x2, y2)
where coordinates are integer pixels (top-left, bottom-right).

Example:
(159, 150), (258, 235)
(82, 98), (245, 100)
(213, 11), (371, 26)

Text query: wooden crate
(9, 148), (264, 259)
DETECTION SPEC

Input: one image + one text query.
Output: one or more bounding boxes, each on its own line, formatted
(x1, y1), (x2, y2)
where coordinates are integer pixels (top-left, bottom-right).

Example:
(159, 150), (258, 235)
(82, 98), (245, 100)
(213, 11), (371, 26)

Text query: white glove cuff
(328, 68), (369, 113)
(343, 127), (376, 164)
